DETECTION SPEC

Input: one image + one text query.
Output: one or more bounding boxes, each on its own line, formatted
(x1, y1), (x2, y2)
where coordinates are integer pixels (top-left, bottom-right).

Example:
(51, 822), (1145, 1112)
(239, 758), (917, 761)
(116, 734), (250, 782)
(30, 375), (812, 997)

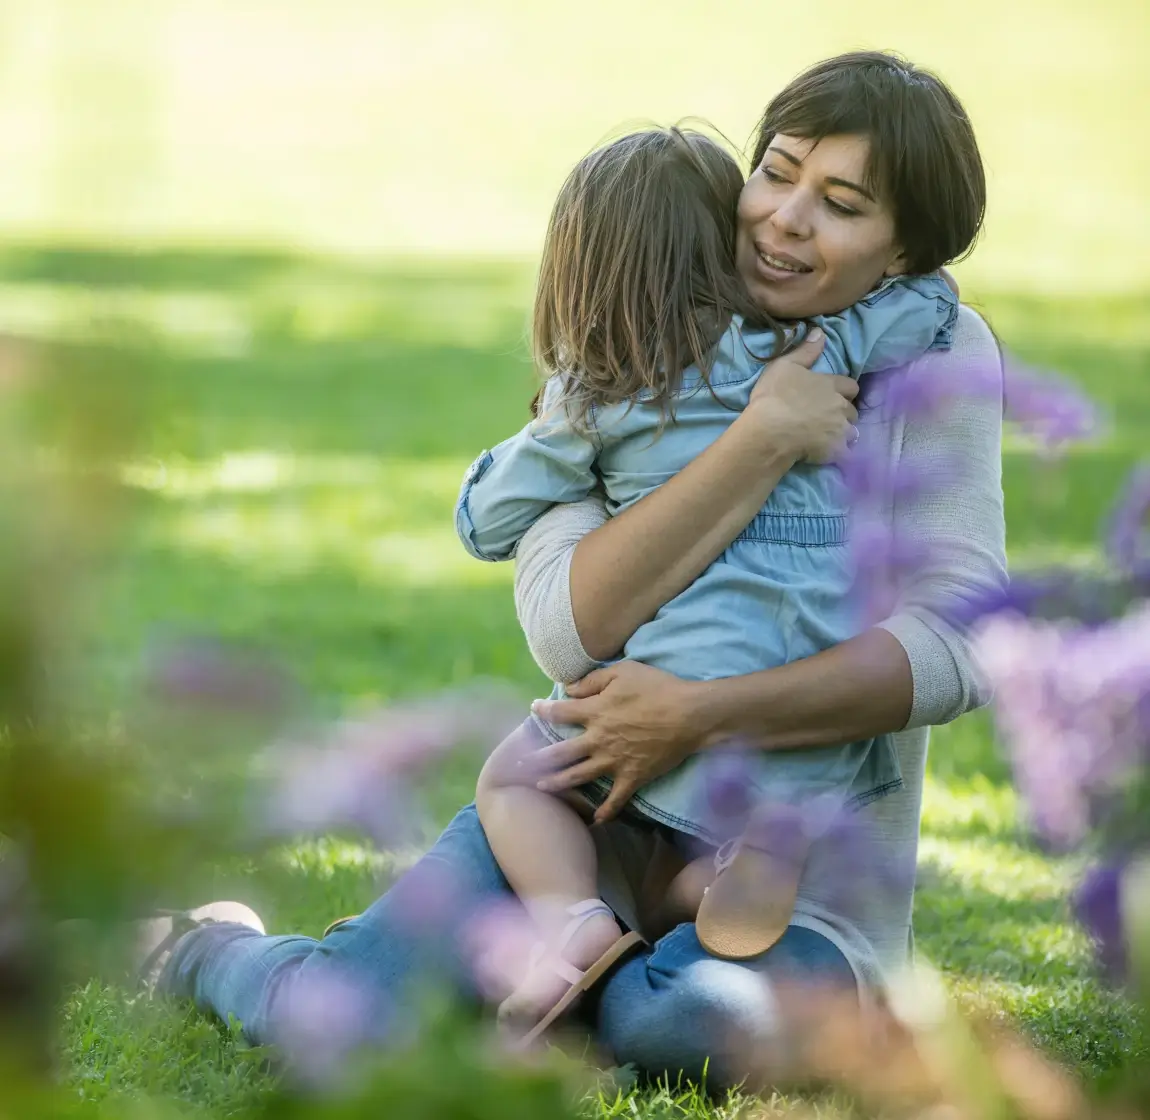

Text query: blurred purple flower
(262, 692), (522, 847)
(742, 800), (811, 865)
(1002, 358), (1100, 454)
(848, 516), (936, 624)
(1108, 463), (1150, 587)
(689, 752), (905, 918)
(459, 897), (540, 1004)
(144, 635), (295, 719)
(975, 608), (1150, 848)
(1073, 862), (1127, 983)
(870, 350), (1098, 457)
(868, 351), (1002, 422)
(389, 858), (468, 936)
(276, 966), (384, 1086)
(837, 445), (948, 508)
(939, 574), (1051, 630)
(689, 749), (760, 844)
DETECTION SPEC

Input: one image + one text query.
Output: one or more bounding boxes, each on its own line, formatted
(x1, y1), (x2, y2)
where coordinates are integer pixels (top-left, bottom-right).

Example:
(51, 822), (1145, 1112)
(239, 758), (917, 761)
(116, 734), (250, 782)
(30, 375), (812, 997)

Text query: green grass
(6, 244), (1143, 1114)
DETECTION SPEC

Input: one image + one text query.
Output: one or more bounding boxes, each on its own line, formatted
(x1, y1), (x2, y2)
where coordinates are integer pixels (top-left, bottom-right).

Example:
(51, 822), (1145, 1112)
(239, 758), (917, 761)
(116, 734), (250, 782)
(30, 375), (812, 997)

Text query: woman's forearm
(571, 411), (798, 661)
(690, 627), (915, 749)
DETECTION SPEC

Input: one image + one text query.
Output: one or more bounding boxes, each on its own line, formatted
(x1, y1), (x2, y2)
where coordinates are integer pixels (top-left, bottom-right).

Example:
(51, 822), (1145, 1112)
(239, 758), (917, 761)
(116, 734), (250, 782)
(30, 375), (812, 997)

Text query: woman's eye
(760, 166), (788, 183)
(826, 198), (859, 216)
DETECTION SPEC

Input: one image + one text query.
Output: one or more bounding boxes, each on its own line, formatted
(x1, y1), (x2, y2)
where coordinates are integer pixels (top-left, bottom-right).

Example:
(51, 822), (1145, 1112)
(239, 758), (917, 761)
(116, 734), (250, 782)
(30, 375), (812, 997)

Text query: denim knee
(599, 927), (780, 1088)
(598, 923), (856, 1090)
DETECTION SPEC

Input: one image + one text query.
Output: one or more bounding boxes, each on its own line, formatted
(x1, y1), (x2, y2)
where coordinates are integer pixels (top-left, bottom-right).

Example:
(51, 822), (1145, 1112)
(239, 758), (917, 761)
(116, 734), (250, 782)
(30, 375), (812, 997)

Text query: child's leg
(640, 842), (716, 941)
(475, 728), (623, 1014)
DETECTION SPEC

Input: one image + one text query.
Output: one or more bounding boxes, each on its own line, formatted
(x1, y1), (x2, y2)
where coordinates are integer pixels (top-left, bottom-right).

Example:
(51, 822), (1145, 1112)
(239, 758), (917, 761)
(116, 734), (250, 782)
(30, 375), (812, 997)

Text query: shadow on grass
(4, 241), (1147, 463)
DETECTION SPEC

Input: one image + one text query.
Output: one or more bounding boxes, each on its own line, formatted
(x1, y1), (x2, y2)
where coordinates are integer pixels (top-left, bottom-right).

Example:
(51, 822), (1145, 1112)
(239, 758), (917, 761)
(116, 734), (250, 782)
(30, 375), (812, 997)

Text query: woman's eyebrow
(767, 144), (803, 167)
(766, 144), (876, 202)
(825, 176), (875, 202)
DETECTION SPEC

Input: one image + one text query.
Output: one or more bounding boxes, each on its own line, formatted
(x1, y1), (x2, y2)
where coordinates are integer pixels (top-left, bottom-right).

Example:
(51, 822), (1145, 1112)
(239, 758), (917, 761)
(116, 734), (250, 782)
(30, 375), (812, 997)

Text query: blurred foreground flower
(1003, 357), (1101, 455)
(975, 606), (1150, 849)
(275, 967), (386, 1089)
(1074, 853), (1150, 998)
(260, 688), (521, 848)
(1074, 861), (1128, 983)
(848, 516), (937, 626)
(1109, 463), (1150, 589)
(689, 750), (908, 921)
(144, 634), (298, 720)
(866, 349), (1097, 457)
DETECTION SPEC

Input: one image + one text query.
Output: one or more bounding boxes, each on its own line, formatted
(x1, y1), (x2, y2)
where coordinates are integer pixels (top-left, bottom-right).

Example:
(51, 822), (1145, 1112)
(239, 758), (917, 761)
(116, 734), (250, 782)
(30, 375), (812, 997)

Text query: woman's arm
(523, 307), (1007, 820)
(566, 332), (860, 661)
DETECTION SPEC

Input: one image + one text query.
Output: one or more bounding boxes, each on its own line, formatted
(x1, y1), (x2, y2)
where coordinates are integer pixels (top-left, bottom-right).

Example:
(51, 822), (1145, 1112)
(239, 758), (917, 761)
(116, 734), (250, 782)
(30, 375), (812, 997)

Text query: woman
(148, 51), (1007, 1087)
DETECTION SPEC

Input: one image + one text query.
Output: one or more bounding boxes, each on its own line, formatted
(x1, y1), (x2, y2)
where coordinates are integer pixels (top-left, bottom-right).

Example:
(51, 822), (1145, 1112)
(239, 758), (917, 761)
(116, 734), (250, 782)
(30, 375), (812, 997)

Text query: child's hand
(745, 329), (860, 464)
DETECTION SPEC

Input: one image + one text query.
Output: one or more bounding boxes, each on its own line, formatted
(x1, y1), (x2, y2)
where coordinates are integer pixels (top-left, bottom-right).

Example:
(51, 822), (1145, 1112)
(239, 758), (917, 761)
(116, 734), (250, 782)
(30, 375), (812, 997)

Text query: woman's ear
(883, 249), (911, 278)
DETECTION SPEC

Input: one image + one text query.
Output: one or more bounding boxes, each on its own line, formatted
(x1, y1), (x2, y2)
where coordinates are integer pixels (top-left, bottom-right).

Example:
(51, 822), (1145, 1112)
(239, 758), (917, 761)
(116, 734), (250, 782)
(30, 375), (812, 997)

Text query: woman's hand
(741, 329), (860, 464)
(527, 661), (706, 824)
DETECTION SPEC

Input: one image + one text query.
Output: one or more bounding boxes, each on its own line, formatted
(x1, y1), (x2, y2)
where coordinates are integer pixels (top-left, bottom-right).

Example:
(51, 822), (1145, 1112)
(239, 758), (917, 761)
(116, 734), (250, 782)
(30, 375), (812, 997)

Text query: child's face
(736, 133), (909, 321)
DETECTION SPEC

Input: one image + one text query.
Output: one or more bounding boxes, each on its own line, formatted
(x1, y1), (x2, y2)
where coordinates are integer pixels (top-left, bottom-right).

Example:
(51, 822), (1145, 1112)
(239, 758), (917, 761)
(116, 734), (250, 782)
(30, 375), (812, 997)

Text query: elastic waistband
(735, 512), (848, 547)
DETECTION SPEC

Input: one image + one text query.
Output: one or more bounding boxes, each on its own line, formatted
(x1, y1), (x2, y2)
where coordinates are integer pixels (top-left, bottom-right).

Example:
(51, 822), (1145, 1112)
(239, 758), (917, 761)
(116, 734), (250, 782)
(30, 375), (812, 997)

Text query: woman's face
(736, 133), (909, 320)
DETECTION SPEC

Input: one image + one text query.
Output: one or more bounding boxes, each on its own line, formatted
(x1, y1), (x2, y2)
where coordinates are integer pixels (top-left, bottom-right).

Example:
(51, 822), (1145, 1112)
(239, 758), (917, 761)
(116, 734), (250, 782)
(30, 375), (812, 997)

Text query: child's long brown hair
(531, 126), (776, 431)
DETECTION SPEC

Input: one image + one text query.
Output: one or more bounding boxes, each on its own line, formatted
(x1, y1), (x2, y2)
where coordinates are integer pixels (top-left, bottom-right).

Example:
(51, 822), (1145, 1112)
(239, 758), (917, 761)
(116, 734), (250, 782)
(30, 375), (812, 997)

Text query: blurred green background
(5, 0), (1148, 1113)
(1, 0), (1148, 292)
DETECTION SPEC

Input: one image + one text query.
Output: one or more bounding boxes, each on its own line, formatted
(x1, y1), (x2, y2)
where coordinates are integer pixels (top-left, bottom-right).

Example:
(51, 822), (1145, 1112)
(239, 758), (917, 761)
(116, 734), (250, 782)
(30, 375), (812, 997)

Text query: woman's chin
(745, 274), (816, 321)
(755, 288), (809, 321)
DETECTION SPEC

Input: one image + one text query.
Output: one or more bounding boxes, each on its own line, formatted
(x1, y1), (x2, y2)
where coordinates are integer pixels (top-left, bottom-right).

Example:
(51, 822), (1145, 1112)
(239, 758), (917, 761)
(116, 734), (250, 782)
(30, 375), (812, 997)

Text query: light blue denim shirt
(456, 273), (957, 842)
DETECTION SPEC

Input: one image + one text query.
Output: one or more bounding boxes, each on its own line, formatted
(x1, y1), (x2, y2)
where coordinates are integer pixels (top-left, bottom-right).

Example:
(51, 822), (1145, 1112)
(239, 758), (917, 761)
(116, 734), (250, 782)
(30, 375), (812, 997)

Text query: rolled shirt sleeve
(454, 381), (601, 563)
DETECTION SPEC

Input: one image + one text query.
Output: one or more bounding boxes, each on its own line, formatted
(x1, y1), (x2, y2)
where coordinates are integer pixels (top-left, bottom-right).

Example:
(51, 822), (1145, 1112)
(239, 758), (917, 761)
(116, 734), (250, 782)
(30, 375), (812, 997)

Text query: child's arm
(455, 379), (601, 562)
(811, 272), (959, 378)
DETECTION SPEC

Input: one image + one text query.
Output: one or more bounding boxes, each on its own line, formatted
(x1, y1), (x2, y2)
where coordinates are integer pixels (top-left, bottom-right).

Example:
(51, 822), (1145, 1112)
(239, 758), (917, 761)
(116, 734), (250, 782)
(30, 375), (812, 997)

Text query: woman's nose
(769, 192), (813, 239)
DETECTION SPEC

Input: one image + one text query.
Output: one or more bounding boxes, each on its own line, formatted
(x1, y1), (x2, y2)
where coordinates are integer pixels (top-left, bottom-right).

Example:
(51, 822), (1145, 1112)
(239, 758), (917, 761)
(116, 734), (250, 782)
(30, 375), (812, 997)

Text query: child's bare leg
(643, 848), (716, 940)
(475, 729), (622, 1016)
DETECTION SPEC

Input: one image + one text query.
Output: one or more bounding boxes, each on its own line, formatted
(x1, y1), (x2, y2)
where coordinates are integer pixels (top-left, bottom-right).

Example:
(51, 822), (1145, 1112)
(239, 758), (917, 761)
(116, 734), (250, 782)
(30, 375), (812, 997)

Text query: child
(456, 126), (956, 1040)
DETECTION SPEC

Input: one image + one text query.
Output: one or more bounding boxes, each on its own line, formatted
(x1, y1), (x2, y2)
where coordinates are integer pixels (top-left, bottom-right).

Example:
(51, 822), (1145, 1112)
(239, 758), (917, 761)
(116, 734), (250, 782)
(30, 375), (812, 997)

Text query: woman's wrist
(682, 674), (770, 749)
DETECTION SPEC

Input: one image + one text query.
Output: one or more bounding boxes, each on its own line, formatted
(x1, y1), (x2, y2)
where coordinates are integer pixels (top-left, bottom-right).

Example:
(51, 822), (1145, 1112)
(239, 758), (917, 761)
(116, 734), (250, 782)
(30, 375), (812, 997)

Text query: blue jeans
(159, 803), (855, 1087)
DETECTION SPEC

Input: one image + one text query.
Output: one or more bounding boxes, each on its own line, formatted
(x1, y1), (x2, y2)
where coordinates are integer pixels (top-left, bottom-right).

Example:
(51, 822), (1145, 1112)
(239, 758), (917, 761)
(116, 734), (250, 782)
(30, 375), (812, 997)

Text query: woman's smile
(750, 241), (815, 280)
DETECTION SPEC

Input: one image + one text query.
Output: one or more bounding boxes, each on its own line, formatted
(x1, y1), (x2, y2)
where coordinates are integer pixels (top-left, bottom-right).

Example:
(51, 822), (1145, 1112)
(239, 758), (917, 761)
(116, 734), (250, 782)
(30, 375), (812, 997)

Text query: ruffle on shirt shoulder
(859, 271), (959, 352)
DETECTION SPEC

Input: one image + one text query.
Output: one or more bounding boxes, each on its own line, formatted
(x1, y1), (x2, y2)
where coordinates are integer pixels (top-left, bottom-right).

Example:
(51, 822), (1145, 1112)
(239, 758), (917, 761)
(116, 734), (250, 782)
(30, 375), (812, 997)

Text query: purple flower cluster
(262, 691), (522, 847)
(1107, 462), (1150, 587)
(1073, 862), (1127, 983)
(144, 635), (296, 719)
(688, 750), (907, 917)
(1002, 357), (1101, 455)
(974, 607), (1150, 849)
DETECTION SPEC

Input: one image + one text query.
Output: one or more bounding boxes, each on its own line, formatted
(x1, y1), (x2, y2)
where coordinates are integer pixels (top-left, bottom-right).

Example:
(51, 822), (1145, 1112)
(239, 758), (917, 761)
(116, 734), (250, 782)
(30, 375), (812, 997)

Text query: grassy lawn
(10, 244), (1142, 1114)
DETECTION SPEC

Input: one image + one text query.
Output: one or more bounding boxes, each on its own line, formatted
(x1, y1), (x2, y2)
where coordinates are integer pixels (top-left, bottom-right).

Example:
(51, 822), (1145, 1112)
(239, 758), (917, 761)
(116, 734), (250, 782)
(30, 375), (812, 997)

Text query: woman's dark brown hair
(752, 51), (986, 275)
(532, 126), (772, 430)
